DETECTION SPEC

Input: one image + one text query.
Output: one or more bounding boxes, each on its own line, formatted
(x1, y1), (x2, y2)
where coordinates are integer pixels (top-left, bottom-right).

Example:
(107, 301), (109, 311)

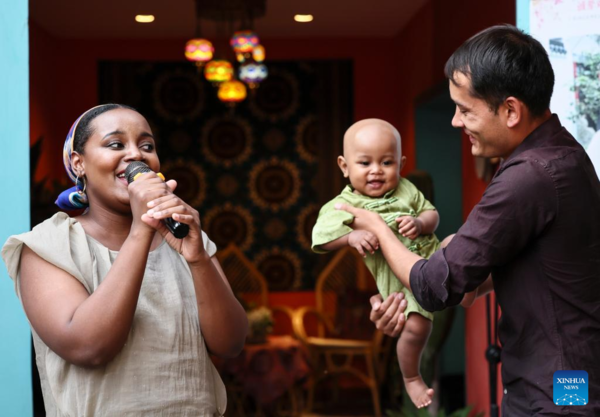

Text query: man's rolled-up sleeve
(410, 248), (462, 312)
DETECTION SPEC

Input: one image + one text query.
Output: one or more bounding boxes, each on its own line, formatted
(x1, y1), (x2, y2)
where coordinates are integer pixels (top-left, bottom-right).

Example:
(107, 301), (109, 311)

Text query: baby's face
(341, 125), (403, 198)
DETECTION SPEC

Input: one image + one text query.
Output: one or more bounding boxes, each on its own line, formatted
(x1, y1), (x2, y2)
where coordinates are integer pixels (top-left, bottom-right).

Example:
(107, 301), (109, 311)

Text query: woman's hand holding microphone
(126, 162), (207, 264)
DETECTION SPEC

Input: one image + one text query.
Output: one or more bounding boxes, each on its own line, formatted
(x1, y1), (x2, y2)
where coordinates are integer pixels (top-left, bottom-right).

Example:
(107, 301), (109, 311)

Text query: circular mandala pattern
(216, 174), (240, 197)
(295, 115), (319, 163)
(201, 116), (253, 168)
(153, 69), (204, 123)
(264, 218), (287, 241)
(248, 157), (301, 212)
(262, 128), (286, 152)
(296, 204), (319, 250)
(203, 203), (254, 251)
(249, 69), (299, 122)
(160, 159), (206, 207)
(254, 247), (302, 290)
(168, 130), (192, 153)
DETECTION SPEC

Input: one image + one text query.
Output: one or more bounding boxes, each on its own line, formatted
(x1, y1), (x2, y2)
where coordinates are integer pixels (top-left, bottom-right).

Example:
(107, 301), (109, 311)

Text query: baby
(312, 118), (441, 409)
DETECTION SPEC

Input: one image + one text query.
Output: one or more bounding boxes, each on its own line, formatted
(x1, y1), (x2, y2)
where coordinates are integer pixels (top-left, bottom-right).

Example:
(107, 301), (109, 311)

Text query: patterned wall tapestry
(99, 60), (352, 290)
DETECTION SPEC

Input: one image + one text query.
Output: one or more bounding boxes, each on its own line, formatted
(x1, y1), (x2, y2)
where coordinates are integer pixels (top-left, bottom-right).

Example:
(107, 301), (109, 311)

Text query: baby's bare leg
(396, 313), (434, 408)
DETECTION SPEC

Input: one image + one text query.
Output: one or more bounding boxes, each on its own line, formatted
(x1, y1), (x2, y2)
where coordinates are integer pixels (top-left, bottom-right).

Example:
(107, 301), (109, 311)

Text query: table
(216, 335), (310, 414)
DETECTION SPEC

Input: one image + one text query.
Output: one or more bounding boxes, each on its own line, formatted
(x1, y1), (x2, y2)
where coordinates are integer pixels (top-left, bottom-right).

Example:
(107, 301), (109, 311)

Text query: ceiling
(30, 0), (428, 40)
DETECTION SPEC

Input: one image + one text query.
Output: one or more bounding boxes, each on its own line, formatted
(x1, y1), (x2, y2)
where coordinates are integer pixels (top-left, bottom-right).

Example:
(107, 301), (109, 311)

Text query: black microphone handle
(163, 217), (189, 239)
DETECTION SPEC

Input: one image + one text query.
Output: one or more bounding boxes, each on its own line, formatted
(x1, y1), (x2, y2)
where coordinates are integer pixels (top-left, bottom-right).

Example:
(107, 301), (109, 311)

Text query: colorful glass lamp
(230, 30), (260, 57)
(184, 39), (214, 69)
(252, 45), (265, 62)
(218, 80), (248, 104)
(204, 60), (234, 84)
(239, 63), (268, 89)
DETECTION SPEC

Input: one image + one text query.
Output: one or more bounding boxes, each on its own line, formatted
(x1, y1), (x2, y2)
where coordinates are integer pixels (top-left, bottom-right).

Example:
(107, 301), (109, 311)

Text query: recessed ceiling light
(135, 15), (155, 23)
(294, 14), (313, 23)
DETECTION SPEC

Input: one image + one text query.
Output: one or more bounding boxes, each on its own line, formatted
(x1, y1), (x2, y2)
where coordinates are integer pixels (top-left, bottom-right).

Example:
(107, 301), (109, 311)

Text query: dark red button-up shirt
(410, 115), (600, 415)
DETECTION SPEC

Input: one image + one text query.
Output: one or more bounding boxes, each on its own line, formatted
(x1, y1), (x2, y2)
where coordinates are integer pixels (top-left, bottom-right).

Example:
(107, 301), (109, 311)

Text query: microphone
(125, 161), (190, 239)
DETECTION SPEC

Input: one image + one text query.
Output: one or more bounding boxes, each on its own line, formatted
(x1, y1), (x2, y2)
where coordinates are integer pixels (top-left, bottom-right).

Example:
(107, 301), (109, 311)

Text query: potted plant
(246, 306), (274, 344)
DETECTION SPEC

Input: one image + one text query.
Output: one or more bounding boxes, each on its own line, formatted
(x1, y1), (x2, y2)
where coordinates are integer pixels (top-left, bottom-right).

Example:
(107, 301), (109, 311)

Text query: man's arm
(338, 158), (557, 312)
(333, 203), (421, 290)
(461, 276), (493, 308)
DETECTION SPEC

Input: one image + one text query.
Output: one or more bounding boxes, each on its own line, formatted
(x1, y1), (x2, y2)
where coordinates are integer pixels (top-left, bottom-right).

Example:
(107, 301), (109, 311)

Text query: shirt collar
(503, 113), (568, 165)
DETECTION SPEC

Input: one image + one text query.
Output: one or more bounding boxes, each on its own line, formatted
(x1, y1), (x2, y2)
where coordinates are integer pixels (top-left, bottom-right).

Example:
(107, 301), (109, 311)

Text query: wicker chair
(292, 247), (393, 417)
(215, 243), (299, 416)
(216, 243), (269, 307)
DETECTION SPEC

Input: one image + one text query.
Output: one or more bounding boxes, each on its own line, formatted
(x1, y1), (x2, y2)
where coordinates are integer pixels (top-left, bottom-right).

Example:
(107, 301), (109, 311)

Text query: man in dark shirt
(339, 25), (600, 415)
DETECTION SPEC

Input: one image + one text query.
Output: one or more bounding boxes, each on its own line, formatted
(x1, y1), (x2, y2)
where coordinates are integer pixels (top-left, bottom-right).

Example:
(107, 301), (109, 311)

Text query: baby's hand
(396, 216), (422, 240)
(348, 230), (379, 257)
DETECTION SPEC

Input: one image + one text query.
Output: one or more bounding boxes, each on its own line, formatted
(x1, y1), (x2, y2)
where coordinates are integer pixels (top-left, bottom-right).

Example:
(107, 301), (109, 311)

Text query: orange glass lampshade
(252, 45), (265, 62)
(218, 80), (247, 103)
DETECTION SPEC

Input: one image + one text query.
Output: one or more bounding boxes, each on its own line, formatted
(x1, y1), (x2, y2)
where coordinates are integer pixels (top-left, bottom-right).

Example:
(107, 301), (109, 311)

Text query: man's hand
(369, 292), (407, 337)
(334, 203), (387, 235)
(396, 216), (422, 240)
(348, 230), (379, 257)
(337, 203), (421, 291)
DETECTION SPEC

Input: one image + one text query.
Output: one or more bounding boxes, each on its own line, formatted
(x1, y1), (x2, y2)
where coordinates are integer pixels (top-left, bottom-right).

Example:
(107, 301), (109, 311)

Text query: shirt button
(504, 389), (507, 395)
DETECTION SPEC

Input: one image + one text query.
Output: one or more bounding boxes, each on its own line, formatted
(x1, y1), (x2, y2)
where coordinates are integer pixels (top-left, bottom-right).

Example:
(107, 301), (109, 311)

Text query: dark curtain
(98, 59), (353, 290)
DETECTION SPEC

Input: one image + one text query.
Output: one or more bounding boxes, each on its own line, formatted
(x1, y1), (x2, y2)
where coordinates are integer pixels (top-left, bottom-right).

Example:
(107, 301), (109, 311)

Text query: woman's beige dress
(2, 212), (227, 416)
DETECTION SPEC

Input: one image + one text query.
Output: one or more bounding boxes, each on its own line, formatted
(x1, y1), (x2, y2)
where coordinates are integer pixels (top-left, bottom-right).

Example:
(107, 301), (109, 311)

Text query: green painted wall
(415, 89), (465, 376)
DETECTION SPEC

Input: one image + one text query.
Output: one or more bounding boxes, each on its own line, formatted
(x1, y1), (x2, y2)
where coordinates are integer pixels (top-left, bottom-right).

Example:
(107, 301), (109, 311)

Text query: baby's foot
(403, 375), (434, 409)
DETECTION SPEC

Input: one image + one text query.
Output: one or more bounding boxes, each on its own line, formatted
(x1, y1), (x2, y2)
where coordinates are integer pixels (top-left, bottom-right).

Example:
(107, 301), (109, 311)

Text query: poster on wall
(522, 0), (600, 175)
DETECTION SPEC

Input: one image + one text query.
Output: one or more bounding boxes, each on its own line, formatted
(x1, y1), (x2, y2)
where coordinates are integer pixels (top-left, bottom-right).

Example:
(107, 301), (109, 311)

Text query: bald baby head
(338, 118), (405, 197)
(343, 119), (402, 158)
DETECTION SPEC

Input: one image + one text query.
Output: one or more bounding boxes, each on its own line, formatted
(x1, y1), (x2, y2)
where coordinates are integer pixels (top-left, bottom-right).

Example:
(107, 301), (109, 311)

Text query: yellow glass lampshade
(218, 80), (247, 103)
(252, 45), (265, 62)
